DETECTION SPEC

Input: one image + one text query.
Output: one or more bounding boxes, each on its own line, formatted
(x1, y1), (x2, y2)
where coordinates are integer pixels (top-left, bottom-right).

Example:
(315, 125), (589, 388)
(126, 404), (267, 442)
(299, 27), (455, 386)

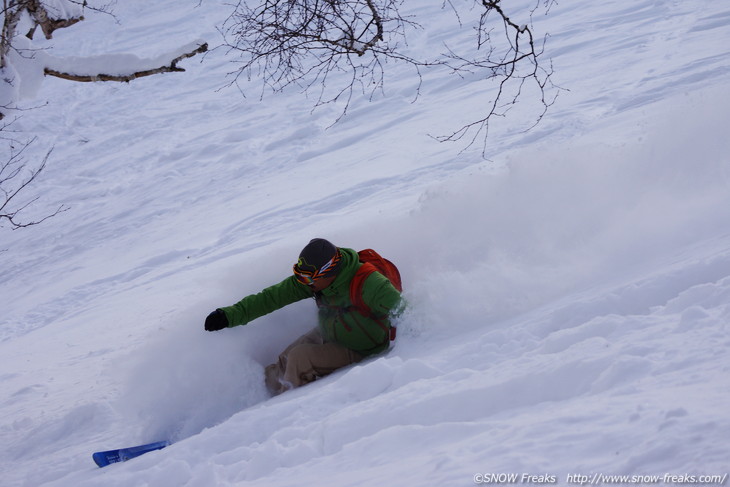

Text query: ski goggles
(293, 251), (342, 286)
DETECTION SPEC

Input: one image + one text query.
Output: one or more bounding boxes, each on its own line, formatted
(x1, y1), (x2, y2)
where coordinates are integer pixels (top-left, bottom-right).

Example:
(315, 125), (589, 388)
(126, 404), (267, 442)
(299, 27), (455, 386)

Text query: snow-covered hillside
(1, 1), (729, 486)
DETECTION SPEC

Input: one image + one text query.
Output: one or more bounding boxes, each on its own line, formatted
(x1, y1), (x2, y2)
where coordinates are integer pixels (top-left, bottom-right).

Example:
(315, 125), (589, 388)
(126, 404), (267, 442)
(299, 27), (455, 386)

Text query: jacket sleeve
(361, 272), (404, 318)
(220, 276), (313, 327)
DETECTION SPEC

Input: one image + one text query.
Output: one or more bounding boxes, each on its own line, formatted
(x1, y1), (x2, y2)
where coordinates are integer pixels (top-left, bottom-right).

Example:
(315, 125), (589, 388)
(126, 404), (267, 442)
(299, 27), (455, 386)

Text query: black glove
(204, 309), (228, 331)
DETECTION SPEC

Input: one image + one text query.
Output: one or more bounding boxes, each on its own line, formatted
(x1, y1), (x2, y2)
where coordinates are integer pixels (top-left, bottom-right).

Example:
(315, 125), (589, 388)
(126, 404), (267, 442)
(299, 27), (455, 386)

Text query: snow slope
(1, 0), (730, 486)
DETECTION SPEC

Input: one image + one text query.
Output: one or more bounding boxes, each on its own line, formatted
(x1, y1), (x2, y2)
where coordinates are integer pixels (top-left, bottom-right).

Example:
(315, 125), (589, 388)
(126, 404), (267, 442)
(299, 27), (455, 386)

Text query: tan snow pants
(264, 327), (363, 395)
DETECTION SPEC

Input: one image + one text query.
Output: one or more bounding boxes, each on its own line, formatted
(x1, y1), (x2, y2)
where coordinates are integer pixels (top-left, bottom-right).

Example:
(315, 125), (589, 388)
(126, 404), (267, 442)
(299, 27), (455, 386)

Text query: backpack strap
(349, 262), (377, 317)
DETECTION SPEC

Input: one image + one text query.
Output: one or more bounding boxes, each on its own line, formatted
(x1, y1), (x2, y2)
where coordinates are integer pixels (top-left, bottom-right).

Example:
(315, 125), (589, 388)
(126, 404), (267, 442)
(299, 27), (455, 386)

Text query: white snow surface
(1, 1), (730, 486)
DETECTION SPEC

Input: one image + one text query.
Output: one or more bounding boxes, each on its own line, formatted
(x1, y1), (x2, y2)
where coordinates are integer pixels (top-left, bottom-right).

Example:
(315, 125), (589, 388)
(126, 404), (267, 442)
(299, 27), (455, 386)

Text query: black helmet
(292, 238), (343, 285)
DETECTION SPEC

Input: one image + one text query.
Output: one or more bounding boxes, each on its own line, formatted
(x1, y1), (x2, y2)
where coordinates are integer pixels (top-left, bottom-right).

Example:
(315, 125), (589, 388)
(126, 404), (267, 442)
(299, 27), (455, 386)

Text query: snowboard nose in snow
(92, 440), (170, 467)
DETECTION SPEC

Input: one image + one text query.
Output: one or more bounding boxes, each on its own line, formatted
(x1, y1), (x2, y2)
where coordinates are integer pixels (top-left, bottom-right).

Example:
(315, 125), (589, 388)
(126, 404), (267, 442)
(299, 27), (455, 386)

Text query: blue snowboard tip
(93, 440), (169, 468)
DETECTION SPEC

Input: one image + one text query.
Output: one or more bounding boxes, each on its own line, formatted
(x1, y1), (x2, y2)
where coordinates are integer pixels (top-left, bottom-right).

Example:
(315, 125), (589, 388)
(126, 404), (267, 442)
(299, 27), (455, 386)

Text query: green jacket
(220, 247), (403, 356)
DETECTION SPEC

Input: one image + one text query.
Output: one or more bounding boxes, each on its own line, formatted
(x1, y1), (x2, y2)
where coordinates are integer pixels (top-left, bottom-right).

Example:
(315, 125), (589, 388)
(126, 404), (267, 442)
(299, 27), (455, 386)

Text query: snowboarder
(204, 238), (403, 395)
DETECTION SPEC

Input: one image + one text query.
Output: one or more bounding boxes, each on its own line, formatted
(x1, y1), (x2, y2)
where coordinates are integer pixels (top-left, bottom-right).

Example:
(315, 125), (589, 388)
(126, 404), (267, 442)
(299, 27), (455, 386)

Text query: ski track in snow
(1, 0), (730, 486)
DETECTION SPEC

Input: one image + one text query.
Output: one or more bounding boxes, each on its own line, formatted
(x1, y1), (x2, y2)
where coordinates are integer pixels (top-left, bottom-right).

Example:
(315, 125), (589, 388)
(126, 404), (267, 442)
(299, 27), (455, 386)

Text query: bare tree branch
(433, 0), (560, 153)
(220, 0), (435, 119)
(0, 135), (67, 230)
(221, 0), (560, 154)
(43, 42), (208, 82)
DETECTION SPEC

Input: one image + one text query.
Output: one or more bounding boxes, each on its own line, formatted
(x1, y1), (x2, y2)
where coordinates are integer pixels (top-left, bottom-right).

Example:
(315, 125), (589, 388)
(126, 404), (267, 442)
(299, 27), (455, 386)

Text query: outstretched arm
(205, 276), (313, 331)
